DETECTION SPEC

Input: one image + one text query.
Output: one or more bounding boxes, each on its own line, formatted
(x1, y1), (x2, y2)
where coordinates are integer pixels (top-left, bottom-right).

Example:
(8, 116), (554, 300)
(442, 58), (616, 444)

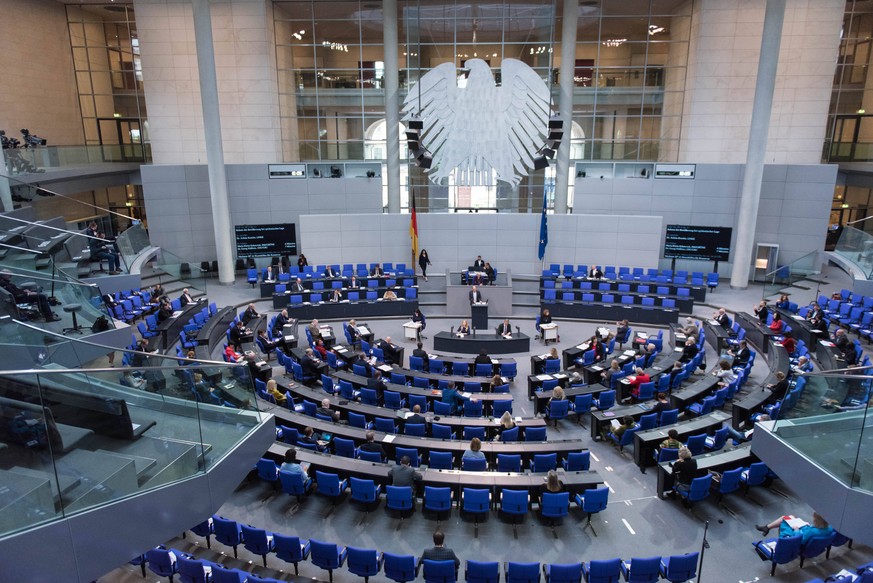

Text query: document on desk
(382, 434), (396, 443)
(460, 392), (472, 399)
(536, 374), (553, 381)
(491, 359), (499, 364)
(378, 364), (393, 373)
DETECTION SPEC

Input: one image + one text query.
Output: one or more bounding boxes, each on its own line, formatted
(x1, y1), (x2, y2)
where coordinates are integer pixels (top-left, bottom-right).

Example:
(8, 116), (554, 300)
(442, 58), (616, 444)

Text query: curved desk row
(731, 343), (790, 429)
(271, 409), (584, 466)
(633, 410), (731, 472)
(656, 444), (754, 498)
(539, 277), (707, 302)
(276, 299), (419, 320)
(261, 275), (417, 297)
(544, 302), (679, 325)
(541, 288), (694, 314)
(283, 383), (542, 438)
(735, 312), (783, 354)
(433, 331), (532, 355)
(148, 301), (206, 351)
(268, 445), (604, 499)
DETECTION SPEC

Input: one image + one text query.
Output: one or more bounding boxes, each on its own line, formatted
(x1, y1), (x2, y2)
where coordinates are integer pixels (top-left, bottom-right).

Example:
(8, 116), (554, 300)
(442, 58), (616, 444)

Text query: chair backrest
(462, 456), (487, 471)
(431, 422), (454, 439)
(549, 400), (570, 419)
(685, 433), (706, 456)
(423, 559), (458, 583)
(241, 525), (271, 553)
(596, 390), (615, 409)
(638, 412), (657, 430)
(467, 561), (500, 583)
(545, 562), (581, 583)
(584, 558), (620, 583)
(347, 547), (381, 578)
(532, 453), (557, 473)
(506, 562), (541, 583)
(310, 539), (342, 569)
(384, 553), (418, 583)
(525, 427), (547, 441)
(405, 423), (426, 437)
(771, 535), (803, 564)
(334, 437), (357, 458)
(315, 471), (344, 496)
(396, 446), (420, 466)
(429, 451), (454, 470)
(563, 451), (590, 472)
(688, 474), (713, 501)
(374, 417), (396, 433)
(540, 492), (570, 518)
(656, 448), (679, 464)
(580, 487), (609, 513)
(623, 557), (661, 583)
(497, 453), (522, 472)
(358, 450), (383, 463)
(661, 553), (698, 582)
(801, 533), (836, 560)
(718, 467), (744, 494)
(500, 427), (520, 442)
(213, 516), (241, 546)
(424, 486), (453, 511)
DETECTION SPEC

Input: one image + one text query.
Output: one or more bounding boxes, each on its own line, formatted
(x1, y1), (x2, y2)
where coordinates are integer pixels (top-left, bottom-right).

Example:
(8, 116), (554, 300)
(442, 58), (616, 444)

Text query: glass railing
(824, 140), (873, 163)
(834, 225), (873, 279)
(0, 259), (113, 333)
(771, 368), (873, 493)
(762, 250), (823, 299)
(3, 143), (151, 176)
(151, 246), (212, 296)
(0, 320), (261, 537)
(115, 221), (152, 266)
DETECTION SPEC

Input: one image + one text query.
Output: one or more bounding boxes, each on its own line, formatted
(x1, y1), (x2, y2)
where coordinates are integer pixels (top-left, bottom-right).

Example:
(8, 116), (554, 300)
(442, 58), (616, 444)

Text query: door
(97, 118), (146, 162)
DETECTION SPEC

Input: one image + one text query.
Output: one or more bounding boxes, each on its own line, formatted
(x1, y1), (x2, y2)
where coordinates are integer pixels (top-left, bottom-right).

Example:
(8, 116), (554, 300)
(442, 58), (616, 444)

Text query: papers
(378, 364), (393, 372)
(382, 434), (396, 443)
(536, 374), (553, 381)
(357, 326), (370, 334)
(577, 344), (589, 350)
(590, 366), (603, 372)
(540, 323), (557, 330)
(785, 516), (808, 529)
(490, 359), (498, 364)
(610, 419), (621, 429)
(553, 373), (568, 379)
(819, 340), (836, 347)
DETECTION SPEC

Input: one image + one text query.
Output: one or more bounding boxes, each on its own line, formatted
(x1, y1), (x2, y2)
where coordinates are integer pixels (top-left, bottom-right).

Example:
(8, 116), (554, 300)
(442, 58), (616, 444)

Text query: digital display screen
(234, 224), (297, 258)
(664, 225), (732, 262)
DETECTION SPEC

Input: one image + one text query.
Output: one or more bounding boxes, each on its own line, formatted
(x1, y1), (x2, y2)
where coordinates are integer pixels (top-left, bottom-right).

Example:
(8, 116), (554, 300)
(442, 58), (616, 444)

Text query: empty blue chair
(190, 518), (214, 549)
(500, 489), (529, 531)
(619, 557), (661, 583)
(423, 559), (458, 583)
(498, 453), (522, 472)
(335, 437), (358, 459)
(506, 562), (541, 583)
(315, 471), (348, 503)
(274, 534), (310, 575)
(310, 539), (348, 582)
(500, 362), (517, 379)
(540, 492), (570, 525)
(145, 547), (179, 582)
(713, 467), (744, 501)
(574, 487), (609, 536)
(405, 423), (426, 437)
(464, 400), (483, 417)
(213, 516), (243, 558)
(543, 562), (582, 583)
(375, 417), (397, 434)
(466, 561), (500, 583)
(386, 485), (414, 516)
(637, 412), (657, 431)
(659, 553), (698, 583)
(346, 547), (383, 583)
(348, 411), (372, 430)
(349, 477), (382, 511)
(525, 427), (548, 441)
(384, 390), (406, 410)
(658, 409), (679, 426)
(563, 451), (590, 472)
(580, 558), (620, 583)
(593, 390), (615, 410)
(178, 555), (215, 583)
(429, 451), (454, 470)
(532, 453), (557, 473)
(753, 535), (802, 576)
(432, 423), (454, 440)
(423, 486), (453, 520)
(383, 553), (420, 583)
(684, 433), (706, 456)
(462, 488), (491, 529)
(241, 524), (276, 567)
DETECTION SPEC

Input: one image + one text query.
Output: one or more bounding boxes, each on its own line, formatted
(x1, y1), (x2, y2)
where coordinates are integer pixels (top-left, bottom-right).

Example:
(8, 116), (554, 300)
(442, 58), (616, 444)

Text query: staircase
(511, 273), (543, 318)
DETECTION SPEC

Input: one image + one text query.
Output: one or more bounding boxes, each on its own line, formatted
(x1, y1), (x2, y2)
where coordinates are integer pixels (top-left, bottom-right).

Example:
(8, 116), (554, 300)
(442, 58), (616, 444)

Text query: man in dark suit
(370, 264), (384, 277)
(348, 276), (360, 289)
(472, 256), (485, 270)
(389, 456), (422, 487)
(273, 309), (290, 336)
(412, 341), (428, 359)
(298, 426), (325, 452)
(359, 431), (386, 458)
(352, 351), (372, 376)
(378, 336), (400, 364)
(714, 308), (731, 329)
(496, 319), (512, 336)
(228, 320), (246, 350)
(178, 288), (194, 306)
(367, 369), (387, 398)
(729, 339), (751, 367)
(406, 404), (427, 425)
(301, 348), (324, 378)
(588, 265), (603, 278)
(474, 349), (491, 366)
(324, 264), (338, 278)
(241, 303), (259, 325)
(679, 338), (698, 363)
(317, 398), (341, 421)
(469, 285), (483, 304)
(421, 531), (460, 570)
(292, 277), (306, 292)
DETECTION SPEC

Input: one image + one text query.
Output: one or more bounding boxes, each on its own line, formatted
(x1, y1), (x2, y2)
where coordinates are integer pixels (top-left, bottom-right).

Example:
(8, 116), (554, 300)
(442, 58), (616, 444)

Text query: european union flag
(538, 192), (548, 261)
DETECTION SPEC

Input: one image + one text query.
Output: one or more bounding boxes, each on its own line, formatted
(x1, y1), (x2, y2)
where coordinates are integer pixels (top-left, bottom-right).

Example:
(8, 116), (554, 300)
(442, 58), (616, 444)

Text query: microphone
(450, 326), (454, 335)
(472, 327), (477, 337)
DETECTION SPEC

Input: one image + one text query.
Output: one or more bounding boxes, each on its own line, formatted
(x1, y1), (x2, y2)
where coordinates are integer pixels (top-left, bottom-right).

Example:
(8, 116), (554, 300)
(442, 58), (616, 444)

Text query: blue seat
(145, 547), (179, 582)
(658, 409), (679, 426)
(423, 559), (458, 583)
(386, 485), (414, 515)
(547, 400), (570, 426)
(466, 560), (500, 583)
(637, 413), (657, 431)
(659, 553), (699, 583)
(346, 547), (383, 583)
(752, 535), (802, 576)
(574, 487), (609, 536)
(593, 390), (615, 410)
(462, 456), (488, 471)
(256, 457), (280, 486)
(429, 450), (454, 470)
(280, 469), (313, 501)
(405, 423), (426, 437)
(463, 426), (486, 441)
(358, 450), (384, 463)
(684, 433), (706, 456)
(475, 363), (492, 376)
(497, 453), (522, 472)
(493, 399), (512, 417)
(274, 534), (310, 575)
(800, 532), (837, 568)
(348, 412), (372, 430)
(190, 518), (214, 549)
(375, 417), (397, 434)
(384, 390), (406, 410)
(500, 362), (517, 379)
(334, 437), (358, 459)
(676, 474), (712, 508)
(178, 554), (216, 583)
(432, 423), (455, 440)
(423, 486), (453, 519)
(500, 489), (529, 529)
(562, 451), (591, 471)
(360, 388), (379, 406)
(213, 516), (243, 558)
(310, 539), (348, 582)
(500, 427), (519, 442)
(241, 524), (276, 567)
(349, 477), (382, 511)
(705, 426), (729, 451)
(713, 467), (743, 501)
(619, 557), (661, 583)
(608, 426), (637, 452)
(315, 471), (348, 503)
(531, 453), (557, 473)
(525, 427), (548, 441)
(383, 553), (420, 583)
(464, 400), (483, 417)
(506, 562), (541, 583)
(396, 446), (422, 467)
(540, 492), (570, 524)
(461, 487), (491, 526)
(580, 558), (620, 583)
(653, 447), (679, 464)
(543, 562), (582, 583)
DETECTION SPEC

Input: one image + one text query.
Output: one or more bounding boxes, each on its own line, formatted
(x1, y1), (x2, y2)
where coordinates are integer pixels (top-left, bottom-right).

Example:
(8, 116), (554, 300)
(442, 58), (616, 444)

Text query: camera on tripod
(20, 129), (47, 148)
(1, 130), (21, 150)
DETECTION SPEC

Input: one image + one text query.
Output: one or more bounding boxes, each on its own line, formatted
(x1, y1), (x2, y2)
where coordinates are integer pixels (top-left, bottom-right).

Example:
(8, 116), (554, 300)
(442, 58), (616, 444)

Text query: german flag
(410, 194), (419, 266)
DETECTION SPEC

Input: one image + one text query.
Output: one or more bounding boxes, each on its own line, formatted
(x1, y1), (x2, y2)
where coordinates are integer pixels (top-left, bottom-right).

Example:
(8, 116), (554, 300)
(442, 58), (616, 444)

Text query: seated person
(317, 398), (341, 421)
(298, 426), (326, 452)
(313, 338), (329, 359)
(766, 371), (790, 400)
(728, 339), (751, 368)
(329, 288), (343, 303)
(497, 411), (516, 434)
(780, 331), (796, 355)
(713, 308), (731, 329)
(601, 360), (621, 386)
(540, 470), (564, 504)
(713, 359), (737, 388)
(370, 264), (384, 277)
(627, 367), (651, 400)
(179, 288), (195, 307)
(650, 392), (672, 415)
(224, 344), (244, 363)
(367, 369), (387, 397)
(440, 381), (467, 413)
(279, 448), (307, 477)
(256, 329), (279, 358)
(228, 320), (247, 350)
(616, 319), (629, 342)
(412, 341), (428, 360)
(156, 300), (174, 323)
(474, 348), (491, 365)
(241, 303), (259, 325)
(753, 300), (769, 323)
(307, 319), (323, 341)
(382, 289), (398, 301)
(496, 319), (512, 337)
(406, 404), (427, 425)
(473, 255), (485, 270)
(359, 431), (387, 459)
(775, 294), (790, 310)
(347, 276), (360, 289)
(421, 531), (460, 570)
(457, 319), (471, 335)
(588, 265), (603, 279)
(0, 271), (60, 321)
(263, 265), (276, 282)
(462, 437), (486, 462)
(755, 512), (834, 543)
(681, 317), (699, 338)
(301, 348), (323, 377)
(378, 336), (400, 364)
(324, 264), (339, 278)
(659, 428), (683, 450)
(670, 447), (697, 496)
(265, 379), (286, 406)
(272, 309), (290, 336)
(489, 374), (504, 393)
(389, 455), (422, 486)
(547, 347), (559, 361)
(544, 386), (566, 418)
(351, 351), (373, 376)
(589, 336), (606, 362)
(641, 343), (658, 368)
(606, 415), (636, 442)
(291, 277), (306, 292)
(483, 262), (495, 285)
(346, 319), (361, 343)
(192, 372), (216, 402)
(679, 338), (698, 363)
(791, 355), (814, 375)
(768, 312), (784, 333)
(668, 361), (685, 388)
(86, 222), (121, 273)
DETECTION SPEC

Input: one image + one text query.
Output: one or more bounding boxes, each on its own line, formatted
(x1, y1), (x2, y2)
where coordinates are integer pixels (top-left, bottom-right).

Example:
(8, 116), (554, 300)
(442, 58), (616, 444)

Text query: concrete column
(553, 0), (578, 214)
(0, 148), (13, 212)
(191, 0), (234, 284)
(384, 0), (401, 213)
(730, 0), (786, 289)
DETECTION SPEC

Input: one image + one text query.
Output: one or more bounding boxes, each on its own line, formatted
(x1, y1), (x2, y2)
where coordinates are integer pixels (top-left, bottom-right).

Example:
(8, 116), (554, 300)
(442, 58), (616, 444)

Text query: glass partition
(115, 221), (151, 265)
(834, 225), (873, 279)
(2, 144), (150, 176)
(771, 369), (873, 493)
(0, 323), (261, 537)
(761, 250), (823, 300)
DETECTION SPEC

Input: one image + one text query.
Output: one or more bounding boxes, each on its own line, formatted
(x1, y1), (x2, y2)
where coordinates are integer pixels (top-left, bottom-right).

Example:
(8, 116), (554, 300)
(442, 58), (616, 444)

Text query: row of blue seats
(541, 264), (719, 287)
(275, 288), (419, 302)
(542, 290), (681, 309)
(543, 281), (695, 295)
(109, 288), (161, 324)
(248, 262), (415, 283)
(754, 529), (857, 576)
(805, 560), (872, 583)
(181, 514), (704, 583)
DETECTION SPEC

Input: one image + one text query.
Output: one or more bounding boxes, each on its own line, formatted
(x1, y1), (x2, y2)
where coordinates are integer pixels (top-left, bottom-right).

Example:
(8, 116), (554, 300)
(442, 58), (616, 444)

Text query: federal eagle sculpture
(403, 58), (553, 187)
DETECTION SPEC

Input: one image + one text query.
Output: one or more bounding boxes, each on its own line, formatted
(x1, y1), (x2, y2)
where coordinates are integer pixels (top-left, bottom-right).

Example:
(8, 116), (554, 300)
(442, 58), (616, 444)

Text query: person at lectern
(496, 319), (512, 337)
(469, 285), (484, 304)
